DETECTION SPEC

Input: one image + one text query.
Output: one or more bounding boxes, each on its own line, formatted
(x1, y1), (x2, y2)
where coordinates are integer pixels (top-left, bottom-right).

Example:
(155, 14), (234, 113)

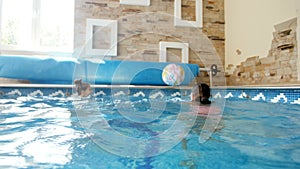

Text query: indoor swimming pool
(0, 86), (300, 169)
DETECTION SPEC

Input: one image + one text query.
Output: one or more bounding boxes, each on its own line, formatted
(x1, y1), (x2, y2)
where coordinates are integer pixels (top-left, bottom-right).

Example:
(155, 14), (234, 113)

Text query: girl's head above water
(191, 83), (211, 105)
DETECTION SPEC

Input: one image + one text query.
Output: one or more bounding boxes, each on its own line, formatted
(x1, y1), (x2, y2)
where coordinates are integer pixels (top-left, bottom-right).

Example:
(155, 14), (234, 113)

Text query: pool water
(0, 95), (300, 169)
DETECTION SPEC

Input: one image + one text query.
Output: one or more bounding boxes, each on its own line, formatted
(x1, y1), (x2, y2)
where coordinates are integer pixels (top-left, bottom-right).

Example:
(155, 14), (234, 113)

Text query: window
(0, 0), (74, 54)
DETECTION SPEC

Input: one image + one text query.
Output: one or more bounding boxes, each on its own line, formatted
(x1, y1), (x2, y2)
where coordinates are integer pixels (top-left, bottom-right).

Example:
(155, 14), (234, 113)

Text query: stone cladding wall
(226, 18), (299, 86)
(74, 0), (225, 86)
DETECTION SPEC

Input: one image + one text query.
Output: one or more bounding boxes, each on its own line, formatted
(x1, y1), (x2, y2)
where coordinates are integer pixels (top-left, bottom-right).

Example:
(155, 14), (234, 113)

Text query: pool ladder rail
(199, 64), (221, 87)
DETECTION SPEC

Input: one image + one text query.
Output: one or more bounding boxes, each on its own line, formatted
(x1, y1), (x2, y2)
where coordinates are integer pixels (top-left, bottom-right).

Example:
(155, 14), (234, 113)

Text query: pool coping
(212, 85), (300, 89)
(0, 84), (194, 89)
(1, 84), (300, 89)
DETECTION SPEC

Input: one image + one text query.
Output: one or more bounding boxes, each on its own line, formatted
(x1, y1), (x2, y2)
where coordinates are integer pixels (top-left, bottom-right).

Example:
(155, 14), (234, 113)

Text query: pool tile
(1, 86), (300, 105)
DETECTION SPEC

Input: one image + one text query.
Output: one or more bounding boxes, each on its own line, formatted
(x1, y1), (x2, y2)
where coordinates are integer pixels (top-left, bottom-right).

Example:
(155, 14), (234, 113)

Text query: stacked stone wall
(74, 0), (225, 86)
(226, 18), (299, 86)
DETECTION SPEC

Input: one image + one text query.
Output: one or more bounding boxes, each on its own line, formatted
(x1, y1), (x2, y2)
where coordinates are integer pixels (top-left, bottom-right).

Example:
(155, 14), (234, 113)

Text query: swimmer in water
(191, 83), (211, 105)
(74, 79), (92, 97)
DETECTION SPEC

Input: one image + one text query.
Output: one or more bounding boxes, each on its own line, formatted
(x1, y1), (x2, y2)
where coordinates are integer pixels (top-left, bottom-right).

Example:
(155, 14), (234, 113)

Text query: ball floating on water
(162, 64), (185, 86)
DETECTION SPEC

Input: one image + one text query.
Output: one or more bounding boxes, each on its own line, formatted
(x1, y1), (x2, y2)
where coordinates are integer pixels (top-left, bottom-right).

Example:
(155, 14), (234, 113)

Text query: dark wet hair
(195, 83), (211, 104)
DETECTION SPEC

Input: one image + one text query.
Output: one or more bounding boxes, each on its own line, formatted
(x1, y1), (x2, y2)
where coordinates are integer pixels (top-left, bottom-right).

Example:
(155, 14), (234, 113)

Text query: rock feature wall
(226, 18), (299, 86)
(74, 0), (225, 86)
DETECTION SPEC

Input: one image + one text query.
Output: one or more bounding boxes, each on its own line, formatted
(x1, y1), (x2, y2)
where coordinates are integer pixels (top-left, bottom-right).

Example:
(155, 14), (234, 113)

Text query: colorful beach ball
(162, 64), (185, 86)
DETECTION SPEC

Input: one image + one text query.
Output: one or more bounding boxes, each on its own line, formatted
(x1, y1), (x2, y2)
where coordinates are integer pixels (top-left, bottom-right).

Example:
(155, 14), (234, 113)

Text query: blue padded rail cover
(0, 55), (199, 85)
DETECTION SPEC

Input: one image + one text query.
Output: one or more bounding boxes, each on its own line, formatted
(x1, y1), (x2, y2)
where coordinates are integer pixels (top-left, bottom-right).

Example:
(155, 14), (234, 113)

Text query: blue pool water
(0, 95), (300, 169)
